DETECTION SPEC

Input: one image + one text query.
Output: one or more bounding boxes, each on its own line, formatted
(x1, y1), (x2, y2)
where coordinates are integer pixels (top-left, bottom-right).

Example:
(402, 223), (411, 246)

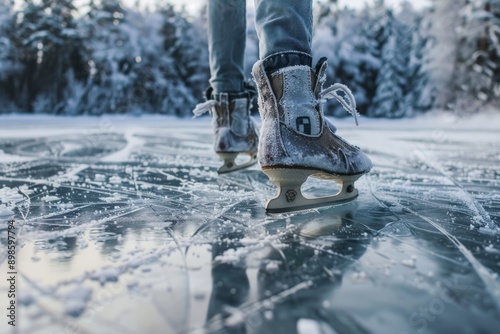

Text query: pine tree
(74, 0), (210, 116)
(369, 10), (407, 117)
(315, 0), (339, 27)
(0, 0), (20, 112)
(405, 5), (434, 113)
(426, 0), (468, 110)
(456, 0), (500, 109)
(159, 2), (209, 116)
(0, 0), (15, 81)
(491, 0), (500, 102)
(81, 0), (130, 114)
(313, 4), (385, 116)
(370, 1), (429, 118)
(336, 1), (388, 117)
(14, 0), (88, 113)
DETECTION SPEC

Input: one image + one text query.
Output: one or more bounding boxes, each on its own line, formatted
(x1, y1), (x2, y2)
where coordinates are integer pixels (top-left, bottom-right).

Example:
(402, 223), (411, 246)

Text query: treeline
(313, 1), (431, 117)
(0, 0), (209, 115)
(314, 0), (500, 117)
(0, 0), (498, 117)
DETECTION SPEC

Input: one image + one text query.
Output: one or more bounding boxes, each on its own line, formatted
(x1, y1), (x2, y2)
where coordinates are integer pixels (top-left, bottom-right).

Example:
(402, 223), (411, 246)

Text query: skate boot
(252, 57), (372, 213)
(193, 86), (259, 173)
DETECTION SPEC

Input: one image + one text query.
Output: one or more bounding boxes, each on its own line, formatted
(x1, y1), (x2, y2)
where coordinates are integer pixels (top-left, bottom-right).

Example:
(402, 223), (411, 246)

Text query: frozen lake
(0, 113), (499, 333)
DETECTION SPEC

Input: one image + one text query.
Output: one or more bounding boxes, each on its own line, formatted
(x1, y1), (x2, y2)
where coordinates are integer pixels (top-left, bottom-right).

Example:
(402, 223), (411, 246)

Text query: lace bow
(319, 83), (360, 126)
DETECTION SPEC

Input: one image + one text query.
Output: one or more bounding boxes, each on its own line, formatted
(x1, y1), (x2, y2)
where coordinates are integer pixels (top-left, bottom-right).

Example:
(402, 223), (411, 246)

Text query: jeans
(207, 0), (313, 94)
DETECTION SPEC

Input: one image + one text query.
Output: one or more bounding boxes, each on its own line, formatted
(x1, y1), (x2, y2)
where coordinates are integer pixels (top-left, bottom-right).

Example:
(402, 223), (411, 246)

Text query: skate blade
(217, 152), (258, 174)
(262, 168), (362, 214)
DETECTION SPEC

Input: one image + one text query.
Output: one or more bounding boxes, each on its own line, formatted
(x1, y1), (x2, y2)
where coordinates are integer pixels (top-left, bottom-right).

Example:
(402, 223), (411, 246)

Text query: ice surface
(0, 113), (499, 334)
(64, 286), (93, 317)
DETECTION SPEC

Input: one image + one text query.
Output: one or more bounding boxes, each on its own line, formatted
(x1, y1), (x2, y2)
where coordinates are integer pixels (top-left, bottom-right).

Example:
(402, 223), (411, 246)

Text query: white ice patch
(484, 244), (500, 254)
(214, 248), (243, 264)
(351, 271), (368, 282)
(91, 267), (119, 285)
(214, 243), (263, 264)
(101, 131), (146, 162)
(64, 286), (92, 317)
(401, 256), (417, 268)
(223, 306), (245, 327)
(0, 205), (14, 217)
(109, 176), (123, 184)
(100, 193), (125, 203)
(51, 165), (87, 184)
(265, 261), (280, 273)
(41, 195), (60, 202)
(0, 149), (33, 163)
(94, 174), (106, 182)
(19, 291), (36, 306)
(58, 203), (74, 210)
(0, 187), (24, 203)
(298, 318), (338, 334)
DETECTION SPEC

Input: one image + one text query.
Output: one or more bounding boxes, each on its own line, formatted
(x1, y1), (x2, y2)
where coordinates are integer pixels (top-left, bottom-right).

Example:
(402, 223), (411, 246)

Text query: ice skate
(193, 86), (259, 174)
(252, 57), (372, 213)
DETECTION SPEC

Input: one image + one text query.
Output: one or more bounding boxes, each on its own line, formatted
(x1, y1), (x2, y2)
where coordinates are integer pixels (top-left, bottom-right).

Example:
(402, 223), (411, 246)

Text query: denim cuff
(206, 81), (257, 101)
(262, 51), (313, 74)
(210, 80), (245, 96)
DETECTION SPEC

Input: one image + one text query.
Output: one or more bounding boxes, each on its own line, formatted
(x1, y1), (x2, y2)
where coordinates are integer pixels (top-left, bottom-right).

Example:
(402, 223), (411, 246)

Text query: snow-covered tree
(369, 10), (407, 117)
(14, 0), (88, 113)
(159, 2), (209, 115)
(315, 0), (339, 27)
(74, 0), (210, 116)
(314, 7), (377, 116)
(0, 0), (16, 81)
(7, 0), (496, 116)
(404, 5), (434, 113)
(0, 0), (21, 112)
(426, 0), (472, 112)
(370, 2), (430, 118)
(79, 0), (132, 114)
(455, 0), (500, 109)
(425, 0), (499, 112)
(313, 0), (433, 117)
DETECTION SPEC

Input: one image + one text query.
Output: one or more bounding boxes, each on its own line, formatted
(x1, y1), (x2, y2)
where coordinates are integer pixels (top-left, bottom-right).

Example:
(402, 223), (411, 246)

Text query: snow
(64, 286), (93, 317)
(41, 195), (60, 202)
(0, 112), (499, 333)
(0, 149), (34, 163)
(91, 267), (120, 285)
(297, 319), (325, 334)
(0, 187), (24, 203)
(0, 205), (14, 217)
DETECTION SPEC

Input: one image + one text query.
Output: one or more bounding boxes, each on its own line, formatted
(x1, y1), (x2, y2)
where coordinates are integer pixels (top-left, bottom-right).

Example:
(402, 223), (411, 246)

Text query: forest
(0, 0), (498, 117)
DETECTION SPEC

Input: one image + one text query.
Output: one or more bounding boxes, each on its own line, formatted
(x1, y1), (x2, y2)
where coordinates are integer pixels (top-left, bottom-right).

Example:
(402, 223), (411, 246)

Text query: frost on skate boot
(252, 57), (372, 213)
(193, 86), (259, 173)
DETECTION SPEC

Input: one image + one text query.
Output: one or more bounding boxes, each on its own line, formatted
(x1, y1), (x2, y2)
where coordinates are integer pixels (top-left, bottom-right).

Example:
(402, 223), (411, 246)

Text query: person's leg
(194, 0), (259, 173)
(254, 0), (313, 72)
(208, 0), (246, 94)
(252, 0), (372, 213)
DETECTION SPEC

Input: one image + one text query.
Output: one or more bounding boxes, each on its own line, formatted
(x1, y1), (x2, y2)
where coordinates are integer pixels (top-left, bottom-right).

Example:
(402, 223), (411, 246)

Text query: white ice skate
(193, 87), (259, 174)
(252, 57), (372, 213)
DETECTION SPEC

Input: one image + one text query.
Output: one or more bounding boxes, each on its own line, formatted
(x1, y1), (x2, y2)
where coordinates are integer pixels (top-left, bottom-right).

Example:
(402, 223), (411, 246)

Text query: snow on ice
(0, 113), (499, 333)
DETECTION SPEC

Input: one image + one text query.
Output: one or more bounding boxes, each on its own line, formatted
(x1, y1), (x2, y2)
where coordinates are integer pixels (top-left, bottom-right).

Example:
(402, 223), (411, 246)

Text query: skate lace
(319, 84), (360, 126)
(194, 85), (359, 125)
(192, 100), (218, 118)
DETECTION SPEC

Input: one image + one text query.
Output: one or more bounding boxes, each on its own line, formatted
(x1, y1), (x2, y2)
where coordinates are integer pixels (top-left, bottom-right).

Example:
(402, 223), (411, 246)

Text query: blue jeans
(207, 0), (313, 94)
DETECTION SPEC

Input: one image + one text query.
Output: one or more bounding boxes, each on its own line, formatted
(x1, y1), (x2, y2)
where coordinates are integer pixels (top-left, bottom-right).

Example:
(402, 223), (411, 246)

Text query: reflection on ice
(0, 116), (499, 334)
